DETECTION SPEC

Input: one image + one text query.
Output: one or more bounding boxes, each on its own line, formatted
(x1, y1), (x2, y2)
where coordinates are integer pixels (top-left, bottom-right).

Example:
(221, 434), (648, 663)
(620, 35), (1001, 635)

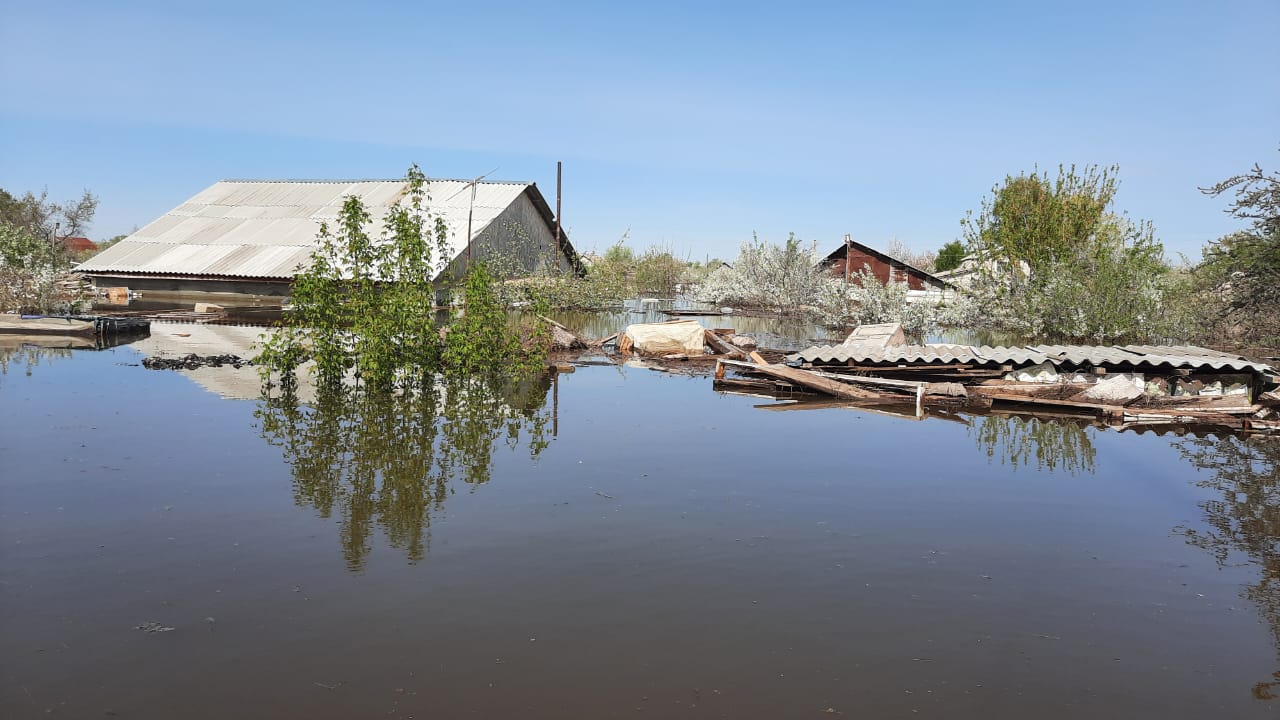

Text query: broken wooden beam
(804, 368), (968, 397)
(703, 329), (747, 359)
(719, 359), (879, 400)
(979, 391), (1127, 418)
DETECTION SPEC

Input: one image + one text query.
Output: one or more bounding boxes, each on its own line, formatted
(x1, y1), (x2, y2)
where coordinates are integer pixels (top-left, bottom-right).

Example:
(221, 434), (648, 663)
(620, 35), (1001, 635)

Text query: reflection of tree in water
(0, 344), (72, 386)
(256, 374), (553, 570)
(1175, 434), (1280, 700)
(968, 414), (1097, 475)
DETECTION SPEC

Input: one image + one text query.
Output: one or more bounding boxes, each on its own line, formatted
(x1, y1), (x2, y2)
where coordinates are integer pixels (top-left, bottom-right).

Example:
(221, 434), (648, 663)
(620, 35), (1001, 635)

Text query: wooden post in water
(555, 161), (563, 272)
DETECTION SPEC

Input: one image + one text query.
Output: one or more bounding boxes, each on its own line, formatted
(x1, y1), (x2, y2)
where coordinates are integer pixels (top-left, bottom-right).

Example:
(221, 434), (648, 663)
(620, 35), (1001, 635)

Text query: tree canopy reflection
(1175, 434), (1280, 700)
(255, 374), (553, 570)
(0, 343), (74, 393)
(968, 414), (1097, 476)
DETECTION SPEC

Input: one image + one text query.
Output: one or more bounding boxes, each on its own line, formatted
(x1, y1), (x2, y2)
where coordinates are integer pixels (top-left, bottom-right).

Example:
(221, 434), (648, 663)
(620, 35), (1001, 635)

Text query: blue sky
(2, 0), (1276, 262)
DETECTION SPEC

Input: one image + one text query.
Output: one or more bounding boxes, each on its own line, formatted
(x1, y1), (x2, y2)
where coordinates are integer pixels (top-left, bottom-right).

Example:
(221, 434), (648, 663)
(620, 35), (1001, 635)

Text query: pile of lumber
(713, 323), (1280, 434)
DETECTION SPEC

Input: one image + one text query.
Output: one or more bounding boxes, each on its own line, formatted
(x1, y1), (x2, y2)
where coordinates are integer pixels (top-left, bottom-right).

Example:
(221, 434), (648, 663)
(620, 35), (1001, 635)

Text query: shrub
(257, 165), (548, 393)
(0, 222), (75, 313)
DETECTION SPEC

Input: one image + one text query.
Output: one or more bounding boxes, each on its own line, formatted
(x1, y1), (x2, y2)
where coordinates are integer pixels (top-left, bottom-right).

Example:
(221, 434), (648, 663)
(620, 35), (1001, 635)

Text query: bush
(959, 166), (1181, 342)
(697, 236), (941, 335)
(935, 240), (966, 272)
(0, 223), (74, 313)
(1187, 157), (1280, 346)
(257, 165), (548, 393)
(696, 233), (827, 313)
(813, 267), (933, 336)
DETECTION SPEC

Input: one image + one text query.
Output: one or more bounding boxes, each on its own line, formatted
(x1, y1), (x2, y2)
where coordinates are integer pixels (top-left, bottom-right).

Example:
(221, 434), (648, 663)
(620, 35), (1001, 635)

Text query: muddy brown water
(2, 341), (1279, 719)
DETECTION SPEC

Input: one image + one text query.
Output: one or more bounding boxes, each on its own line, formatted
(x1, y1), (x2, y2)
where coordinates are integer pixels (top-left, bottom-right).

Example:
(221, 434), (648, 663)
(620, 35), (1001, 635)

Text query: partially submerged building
(60, 236), (98, 254)
(77, 179), (581, 300)
(820, 237), (950, 293)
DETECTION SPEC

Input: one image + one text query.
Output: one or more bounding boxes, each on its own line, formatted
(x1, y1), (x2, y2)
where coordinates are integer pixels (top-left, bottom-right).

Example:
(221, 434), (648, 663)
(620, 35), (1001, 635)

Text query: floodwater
(2, 334), (1279, 719)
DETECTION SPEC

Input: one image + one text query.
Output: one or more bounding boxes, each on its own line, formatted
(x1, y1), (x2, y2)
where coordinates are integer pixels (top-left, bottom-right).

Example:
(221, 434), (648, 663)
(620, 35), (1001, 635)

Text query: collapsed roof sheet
(789, 342), (1275, 375)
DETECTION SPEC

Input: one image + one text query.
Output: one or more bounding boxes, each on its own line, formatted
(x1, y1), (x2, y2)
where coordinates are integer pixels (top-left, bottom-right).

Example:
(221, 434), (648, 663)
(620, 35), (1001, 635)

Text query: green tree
(0, 187), (99, 312)
(935, 240), (966, 272)
(256, 165), (548, 394)
(1192, 154), (1280, 345)
(958, 165), (1174, 342)
(0, 187), (99, 240)
(0, 223), (70, 312)
(963, 165), (1115, 277)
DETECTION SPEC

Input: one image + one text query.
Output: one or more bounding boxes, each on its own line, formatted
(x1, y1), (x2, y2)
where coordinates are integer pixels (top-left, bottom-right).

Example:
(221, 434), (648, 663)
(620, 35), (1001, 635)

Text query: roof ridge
(217, 178), (534, 186)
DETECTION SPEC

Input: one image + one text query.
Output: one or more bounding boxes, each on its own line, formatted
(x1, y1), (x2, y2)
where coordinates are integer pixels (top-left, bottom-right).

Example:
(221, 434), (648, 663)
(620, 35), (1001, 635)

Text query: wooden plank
(713, 376), (809, 394)
(536, 313), (571, 331)
(722, 360), (879, 400)
(805, 368), (967, 397)
(748, 351), (767, 365)
(1125, 404), (1261, 418)
(753, 398), (916, 412)
(968, 384), (1086, 400)
(703, 329), (746, 359)
(981, 391), (1125, 415)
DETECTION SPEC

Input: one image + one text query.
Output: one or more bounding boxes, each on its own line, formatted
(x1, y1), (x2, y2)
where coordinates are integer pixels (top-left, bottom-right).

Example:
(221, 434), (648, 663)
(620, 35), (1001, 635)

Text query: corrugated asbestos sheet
(78, 179), (532, 279)
(789, 342), (1275, 374)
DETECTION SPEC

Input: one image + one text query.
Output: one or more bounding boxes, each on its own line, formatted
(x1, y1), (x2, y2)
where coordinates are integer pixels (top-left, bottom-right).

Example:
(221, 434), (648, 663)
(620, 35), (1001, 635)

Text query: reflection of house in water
(132, 319), (558, 570)
(129, 322), (300, 401)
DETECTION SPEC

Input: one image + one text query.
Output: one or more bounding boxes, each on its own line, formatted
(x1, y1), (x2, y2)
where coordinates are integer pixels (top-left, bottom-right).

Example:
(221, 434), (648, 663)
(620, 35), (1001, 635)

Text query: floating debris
(142, 353), (254, 370)
(713, 323), (1280, 434)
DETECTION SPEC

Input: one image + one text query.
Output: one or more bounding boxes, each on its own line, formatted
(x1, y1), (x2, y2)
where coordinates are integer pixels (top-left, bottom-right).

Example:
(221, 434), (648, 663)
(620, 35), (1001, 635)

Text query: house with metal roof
(821, 237), (950, 292)
(60, 236), (98, 254)
(77, 178), (581, 299)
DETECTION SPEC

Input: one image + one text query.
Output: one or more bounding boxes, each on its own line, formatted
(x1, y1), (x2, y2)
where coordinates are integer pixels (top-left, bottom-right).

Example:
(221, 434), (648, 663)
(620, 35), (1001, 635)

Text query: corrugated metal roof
(78, 179), (536, 279)
(789, 342), (1275, 374)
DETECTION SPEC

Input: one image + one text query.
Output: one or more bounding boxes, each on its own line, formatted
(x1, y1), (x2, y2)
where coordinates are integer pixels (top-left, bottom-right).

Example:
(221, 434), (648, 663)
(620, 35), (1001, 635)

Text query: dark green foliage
(444, 261), (533, 377)
(935, 240), (966, 272)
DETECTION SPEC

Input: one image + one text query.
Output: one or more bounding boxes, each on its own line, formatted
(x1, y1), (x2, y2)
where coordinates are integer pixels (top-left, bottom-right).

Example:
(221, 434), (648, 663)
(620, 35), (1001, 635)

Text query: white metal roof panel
(78, 179), (538, 279)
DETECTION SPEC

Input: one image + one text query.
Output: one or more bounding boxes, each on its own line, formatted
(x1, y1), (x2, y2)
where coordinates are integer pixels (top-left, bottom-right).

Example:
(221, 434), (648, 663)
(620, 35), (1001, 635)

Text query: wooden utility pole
(555, 161), (563, 272)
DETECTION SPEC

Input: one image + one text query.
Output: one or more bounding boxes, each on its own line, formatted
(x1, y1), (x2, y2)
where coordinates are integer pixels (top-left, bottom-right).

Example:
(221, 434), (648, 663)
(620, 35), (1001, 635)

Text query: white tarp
(624, 320), (706, 355)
